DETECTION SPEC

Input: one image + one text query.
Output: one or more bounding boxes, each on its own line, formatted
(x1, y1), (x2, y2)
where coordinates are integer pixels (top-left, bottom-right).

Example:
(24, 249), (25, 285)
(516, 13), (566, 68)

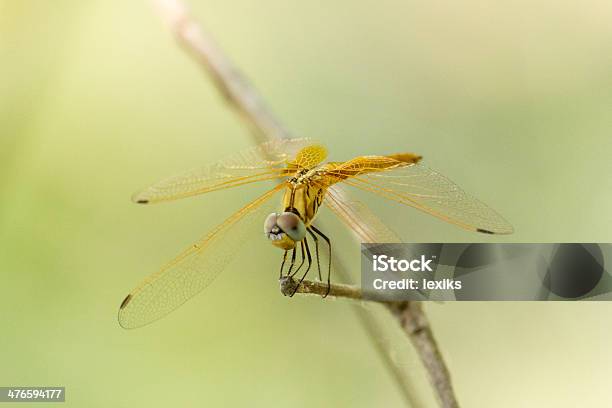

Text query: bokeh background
(1, 0), (612, 406)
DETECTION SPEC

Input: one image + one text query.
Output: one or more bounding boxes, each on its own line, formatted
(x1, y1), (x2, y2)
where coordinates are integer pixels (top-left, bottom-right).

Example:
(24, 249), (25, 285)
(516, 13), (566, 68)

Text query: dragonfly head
(264, 212), (306, 250)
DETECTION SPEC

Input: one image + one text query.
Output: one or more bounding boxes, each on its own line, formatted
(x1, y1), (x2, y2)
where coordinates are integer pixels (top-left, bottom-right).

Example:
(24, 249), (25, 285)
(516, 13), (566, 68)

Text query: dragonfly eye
(277, 212), (306, 242)
(263, 213), (279, 235)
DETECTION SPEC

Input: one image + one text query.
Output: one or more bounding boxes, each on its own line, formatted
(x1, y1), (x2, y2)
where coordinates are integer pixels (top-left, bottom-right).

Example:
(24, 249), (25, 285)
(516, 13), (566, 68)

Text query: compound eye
(277, 212), (299, 231)
(263, 213), (279, 234)
(277, 212), (306, 241)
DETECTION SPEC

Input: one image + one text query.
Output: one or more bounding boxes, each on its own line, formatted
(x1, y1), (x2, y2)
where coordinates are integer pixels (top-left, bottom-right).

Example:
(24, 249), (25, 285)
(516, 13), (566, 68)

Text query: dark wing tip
(477, 228), (495, 235)
(119, 294), (133, 310)
(131, 191), (150, 204)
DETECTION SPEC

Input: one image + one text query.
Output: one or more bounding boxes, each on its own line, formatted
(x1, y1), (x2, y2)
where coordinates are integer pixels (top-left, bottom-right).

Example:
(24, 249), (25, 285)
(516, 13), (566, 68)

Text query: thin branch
(154, 0), (289, 144)
(153, 2), (459, 407)
(387, 302), (459, 408)
(279, 276), (363, 299)
(282, 277), (458, 408)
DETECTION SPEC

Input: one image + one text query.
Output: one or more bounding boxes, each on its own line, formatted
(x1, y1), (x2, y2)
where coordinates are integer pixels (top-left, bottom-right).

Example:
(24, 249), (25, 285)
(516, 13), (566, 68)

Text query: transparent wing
(133, 138), (315, 204)
(324, 185), (402, 243)
(119, 185), (284, 329)
(323, 157), (513, 235)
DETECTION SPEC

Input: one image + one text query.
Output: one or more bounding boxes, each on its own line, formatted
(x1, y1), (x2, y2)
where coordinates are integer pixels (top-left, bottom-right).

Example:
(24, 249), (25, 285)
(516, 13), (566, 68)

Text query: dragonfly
(118, 138), (513, 328)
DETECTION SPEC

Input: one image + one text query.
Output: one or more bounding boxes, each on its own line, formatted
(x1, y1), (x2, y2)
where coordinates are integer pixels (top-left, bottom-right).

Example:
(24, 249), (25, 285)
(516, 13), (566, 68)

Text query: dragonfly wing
(133, 138), (315, 204)
(119, 184), (284, 328)
(325, 185), (402, 243)
(288, 144), (328, 170)
(323, 157), (513, 235)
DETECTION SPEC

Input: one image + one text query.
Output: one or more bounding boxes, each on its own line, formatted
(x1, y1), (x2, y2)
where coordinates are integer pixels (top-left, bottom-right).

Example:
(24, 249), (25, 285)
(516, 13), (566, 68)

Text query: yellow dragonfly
(118, 138), (512, 328)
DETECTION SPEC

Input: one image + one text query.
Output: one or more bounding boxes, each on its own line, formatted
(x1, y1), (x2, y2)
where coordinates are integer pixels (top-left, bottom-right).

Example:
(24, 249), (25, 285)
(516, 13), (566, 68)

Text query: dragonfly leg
(310, 225), (331, 298)
(289, 241), (306, 278)
(279, 250), (288, 279)
(286, 247), (297, 277)
(307, 228), (322, 281)
(291, 235), (313, 297)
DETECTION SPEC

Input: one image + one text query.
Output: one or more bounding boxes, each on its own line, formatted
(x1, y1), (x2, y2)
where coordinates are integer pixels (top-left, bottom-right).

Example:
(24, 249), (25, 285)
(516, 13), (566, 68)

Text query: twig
(279, 276), (363, 300)
(153, 1), (459, 407)
(387, 302), (459, 408)
(154, 0), (289, 144)
(281, 277), (458, 407)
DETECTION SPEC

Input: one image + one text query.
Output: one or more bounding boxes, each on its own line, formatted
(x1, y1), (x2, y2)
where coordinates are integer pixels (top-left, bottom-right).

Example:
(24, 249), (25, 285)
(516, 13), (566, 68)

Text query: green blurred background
(1, 0), (612, 406)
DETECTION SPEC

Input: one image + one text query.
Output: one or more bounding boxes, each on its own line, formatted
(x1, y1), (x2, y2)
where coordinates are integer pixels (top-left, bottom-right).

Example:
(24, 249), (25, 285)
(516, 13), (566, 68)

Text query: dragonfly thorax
(288, 164), (324, 183)
(281, 181), (326, 226)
